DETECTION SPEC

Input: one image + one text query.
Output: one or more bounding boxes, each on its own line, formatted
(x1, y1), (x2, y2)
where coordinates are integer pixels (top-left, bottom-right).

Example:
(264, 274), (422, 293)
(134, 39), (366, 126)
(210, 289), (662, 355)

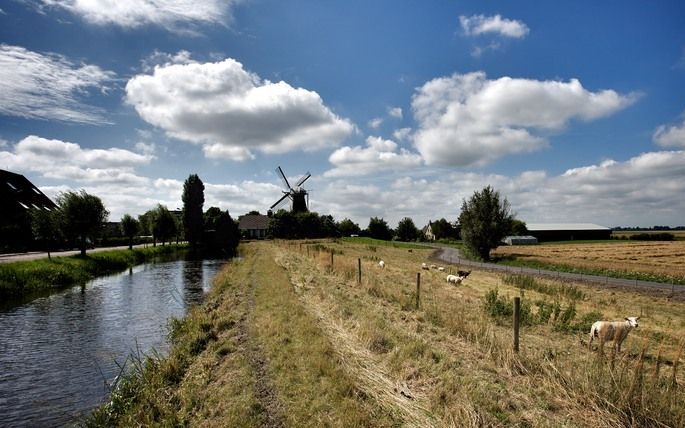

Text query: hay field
(493, 240), (685, 281)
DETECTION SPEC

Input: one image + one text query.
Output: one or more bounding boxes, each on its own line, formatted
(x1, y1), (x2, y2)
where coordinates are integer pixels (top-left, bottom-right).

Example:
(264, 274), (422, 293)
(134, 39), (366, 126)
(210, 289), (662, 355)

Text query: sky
(1, 0), (684, 229)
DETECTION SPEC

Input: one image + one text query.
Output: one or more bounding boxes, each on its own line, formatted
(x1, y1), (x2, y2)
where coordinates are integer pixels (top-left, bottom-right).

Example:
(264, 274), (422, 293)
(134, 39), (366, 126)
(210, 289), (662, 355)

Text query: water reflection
(0, 257), (225, 427)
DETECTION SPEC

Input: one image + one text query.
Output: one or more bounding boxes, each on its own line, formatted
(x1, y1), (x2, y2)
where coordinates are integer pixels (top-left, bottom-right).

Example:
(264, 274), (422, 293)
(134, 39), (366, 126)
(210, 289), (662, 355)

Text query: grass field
(492, 240), (685, 284)
(91, 240), (685, 427)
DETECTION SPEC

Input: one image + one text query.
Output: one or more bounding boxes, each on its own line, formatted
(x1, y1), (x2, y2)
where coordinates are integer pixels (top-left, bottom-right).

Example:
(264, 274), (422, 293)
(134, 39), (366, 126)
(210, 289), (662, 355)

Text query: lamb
(437, 267), (445, 272)
(421, 263), (429, 270)
(457, 270), (471, 278)
(588, 317), (640, 352)
(378, 260), (385, 269)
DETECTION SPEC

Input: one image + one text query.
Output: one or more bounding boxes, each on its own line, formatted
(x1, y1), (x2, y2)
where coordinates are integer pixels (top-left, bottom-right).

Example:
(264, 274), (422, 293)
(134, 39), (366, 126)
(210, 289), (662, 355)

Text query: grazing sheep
(430, 264), (437, 269)
(588, 317), (640, 352)
(446, 270), (471, 285)
(437, 267), (445, 272)
(379, 260), (385, 269)
(421, 263), (429, 270)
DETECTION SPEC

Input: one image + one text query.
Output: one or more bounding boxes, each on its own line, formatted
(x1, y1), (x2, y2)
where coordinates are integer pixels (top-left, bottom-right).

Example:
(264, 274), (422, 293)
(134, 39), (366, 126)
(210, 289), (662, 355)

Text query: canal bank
(0, 254), (226, 427)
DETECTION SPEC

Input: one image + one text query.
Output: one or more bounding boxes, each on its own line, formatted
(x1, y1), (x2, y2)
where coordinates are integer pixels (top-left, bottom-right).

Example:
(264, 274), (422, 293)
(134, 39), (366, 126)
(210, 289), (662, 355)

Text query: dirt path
(235, 258), (286, 428)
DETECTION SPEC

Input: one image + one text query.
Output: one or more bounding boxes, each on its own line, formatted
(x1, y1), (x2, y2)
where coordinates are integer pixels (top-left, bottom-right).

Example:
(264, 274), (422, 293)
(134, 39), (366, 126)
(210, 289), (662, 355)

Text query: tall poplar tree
(182, 174), (205, 248)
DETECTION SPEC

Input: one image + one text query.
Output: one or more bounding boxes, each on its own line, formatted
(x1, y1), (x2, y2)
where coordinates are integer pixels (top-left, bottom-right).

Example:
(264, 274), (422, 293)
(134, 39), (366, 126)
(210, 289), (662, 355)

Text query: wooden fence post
(358, 258), (362, 284)
(330, 249), (334, 267)
(416, 273), (421, 309)
(513, 297), (521, 353)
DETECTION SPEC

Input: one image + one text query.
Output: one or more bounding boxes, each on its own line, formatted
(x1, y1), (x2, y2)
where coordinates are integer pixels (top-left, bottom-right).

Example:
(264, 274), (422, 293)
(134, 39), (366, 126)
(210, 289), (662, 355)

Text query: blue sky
(1, 0), (684, 228)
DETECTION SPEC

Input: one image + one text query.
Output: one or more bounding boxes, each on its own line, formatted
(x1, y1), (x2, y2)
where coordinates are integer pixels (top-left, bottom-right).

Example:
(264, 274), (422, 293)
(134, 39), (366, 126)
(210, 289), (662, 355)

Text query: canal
(0, 256), (225, 427)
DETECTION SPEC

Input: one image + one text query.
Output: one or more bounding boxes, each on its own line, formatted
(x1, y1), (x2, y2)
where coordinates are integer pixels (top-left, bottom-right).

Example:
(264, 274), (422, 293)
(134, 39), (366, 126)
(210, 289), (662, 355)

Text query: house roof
(1, 169), (57, 211)
(238, 214), (271, 230)
(526, 223), (610, 231)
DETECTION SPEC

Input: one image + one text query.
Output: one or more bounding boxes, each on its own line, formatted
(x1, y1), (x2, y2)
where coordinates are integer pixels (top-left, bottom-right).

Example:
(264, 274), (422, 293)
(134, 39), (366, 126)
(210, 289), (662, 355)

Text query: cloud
(0, 135), (152, 185)
(126, 56), (355, 161)
(411, 71), (638, 166)
(368, 117), (383, 129)
(388, 107), (403, 119)
(0, 44), (115, 124)
(459, 14), (529, 39)
(653, 114), (685, 148)
(393, 127), (412, 141)
(325, 136), (422, 177)
(36, 0), (238, 32)
(314, 150), (685, 228)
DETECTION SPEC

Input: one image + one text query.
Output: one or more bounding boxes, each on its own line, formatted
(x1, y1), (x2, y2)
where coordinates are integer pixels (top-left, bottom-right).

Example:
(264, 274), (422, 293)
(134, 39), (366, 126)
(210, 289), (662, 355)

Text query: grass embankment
(0, 245), (186, 298)
(91, 240), (685, 427)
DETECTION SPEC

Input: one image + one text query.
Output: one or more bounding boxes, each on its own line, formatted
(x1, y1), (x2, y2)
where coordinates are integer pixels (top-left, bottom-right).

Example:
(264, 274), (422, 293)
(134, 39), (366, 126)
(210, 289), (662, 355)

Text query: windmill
(269, 166), (311, 214)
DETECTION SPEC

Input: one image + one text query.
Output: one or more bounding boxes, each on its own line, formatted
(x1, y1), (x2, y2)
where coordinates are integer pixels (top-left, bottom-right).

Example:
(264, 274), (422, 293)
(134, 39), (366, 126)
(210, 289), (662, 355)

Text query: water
(0, 256), (225, 427)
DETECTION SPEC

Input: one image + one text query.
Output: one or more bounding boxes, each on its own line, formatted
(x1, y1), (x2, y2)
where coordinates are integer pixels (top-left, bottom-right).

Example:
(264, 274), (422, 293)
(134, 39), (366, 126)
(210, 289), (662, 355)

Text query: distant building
(526, 223), (611, 242)
(238, 214), (271, 239)
(422, 221), (436, 241)
(1, 169), (57, 251)
(503, 235), (538, 245)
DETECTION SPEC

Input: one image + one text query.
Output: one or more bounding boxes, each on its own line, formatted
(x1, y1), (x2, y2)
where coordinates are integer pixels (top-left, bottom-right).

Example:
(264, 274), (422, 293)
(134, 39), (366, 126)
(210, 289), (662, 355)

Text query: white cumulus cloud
(325, 136), (422, 177)
(37, 0), (237, 32)
(0, 135), (152, 185)
(125, 56), (355, 161)
(0, 44), (115, 124)
(412, 71), (638, 166)
(653, 114), (685, 148)
(459, 14), (529, 38)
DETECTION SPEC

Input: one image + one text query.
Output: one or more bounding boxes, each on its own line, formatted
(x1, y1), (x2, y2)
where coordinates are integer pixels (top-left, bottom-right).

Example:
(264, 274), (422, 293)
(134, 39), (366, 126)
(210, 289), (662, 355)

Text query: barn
(238, 214), (271, 239)
(503, 235), (538, 245)
(526, 223), (611, 242)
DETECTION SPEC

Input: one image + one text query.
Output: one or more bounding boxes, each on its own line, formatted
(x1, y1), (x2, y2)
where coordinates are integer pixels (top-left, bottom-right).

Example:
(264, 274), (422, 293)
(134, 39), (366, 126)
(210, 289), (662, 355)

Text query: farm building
(503, 235), (538, 245)
(526, 223), (611, 242)
(422, 222), (436, 241)
(238, 214), (271, 239)
(1, 169), (57, 251)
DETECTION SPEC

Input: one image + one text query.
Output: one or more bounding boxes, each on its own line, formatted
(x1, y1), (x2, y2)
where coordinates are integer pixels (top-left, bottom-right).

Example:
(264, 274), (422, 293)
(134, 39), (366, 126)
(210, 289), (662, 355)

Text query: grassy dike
(87, 242), (399, 427)
(87, 240), (685, 427)
(0, 245), (186, 299)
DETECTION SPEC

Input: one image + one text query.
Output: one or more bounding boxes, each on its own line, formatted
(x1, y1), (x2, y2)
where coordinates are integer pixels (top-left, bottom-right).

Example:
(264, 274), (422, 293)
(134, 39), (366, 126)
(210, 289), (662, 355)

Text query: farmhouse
(526, 223), (611, 242)
(238, 214), (271, 239)
(1, 169), (57, 251)
(421, 222), (436, 241)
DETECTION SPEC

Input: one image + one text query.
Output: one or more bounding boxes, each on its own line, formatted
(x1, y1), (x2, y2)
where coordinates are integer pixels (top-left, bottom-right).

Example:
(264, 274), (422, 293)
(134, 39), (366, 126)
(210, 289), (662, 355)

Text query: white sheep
(588, 317), (640, 352)
(437, 267), (445, 272)
(421, 263), (429, 270)
(446, 274), (462, 284)
(446, 270), (471, 286)
(378, 260), (385, 269)
(430, 264), (437, 269)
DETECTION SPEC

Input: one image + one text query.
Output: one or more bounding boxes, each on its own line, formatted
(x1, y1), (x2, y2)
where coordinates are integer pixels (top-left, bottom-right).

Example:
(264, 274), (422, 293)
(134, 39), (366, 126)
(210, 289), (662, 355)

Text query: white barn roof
(526, 223), (610, 231)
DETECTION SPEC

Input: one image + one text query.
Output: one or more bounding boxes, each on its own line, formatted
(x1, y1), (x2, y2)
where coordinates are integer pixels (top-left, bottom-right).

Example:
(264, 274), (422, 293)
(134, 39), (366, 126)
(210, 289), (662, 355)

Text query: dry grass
(92, 239), (685, 427)
(492, 240), (685, 281)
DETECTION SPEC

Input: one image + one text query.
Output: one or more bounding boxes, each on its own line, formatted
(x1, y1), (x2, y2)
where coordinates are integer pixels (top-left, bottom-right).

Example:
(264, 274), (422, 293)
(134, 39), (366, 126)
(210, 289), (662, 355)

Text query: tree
(153, 204), (177, 246)
(182, 174), (205, 248)
(138, 210), (155, 245)
(337, 218), (361, 237)
(431, 218), (459, 240)
(31, 208), (61, 259)
(120, 214), (140, 250)
(458, 186), (514, 261)
(204, 207), (240, 254)
(367, 217), (393, 241)
(511, 219), (528, 236)
(58, 190), (109, 256)
(396, 217), (419, 242)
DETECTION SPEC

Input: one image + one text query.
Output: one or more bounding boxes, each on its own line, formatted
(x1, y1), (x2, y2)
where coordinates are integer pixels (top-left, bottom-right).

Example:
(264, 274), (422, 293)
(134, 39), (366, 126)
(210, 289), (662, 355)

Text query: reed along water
(0, 256), (225, 427)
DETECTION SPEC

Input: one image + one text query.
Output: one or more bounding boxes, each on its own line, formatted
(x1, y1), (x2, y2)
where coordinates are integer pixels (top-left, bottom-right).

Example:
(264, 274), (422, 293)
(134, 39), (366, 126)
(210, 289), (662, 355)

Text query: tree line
(28, 174), (239, 258)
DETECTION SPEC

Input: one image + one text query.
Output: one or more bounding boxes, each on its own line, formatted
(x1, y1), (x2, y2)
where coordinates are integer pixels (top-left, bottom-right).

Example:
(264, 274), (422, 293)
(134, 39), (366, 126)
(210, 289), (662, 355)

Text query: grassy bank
(0, 244), (187, 298)
(88, 240), (685, 427)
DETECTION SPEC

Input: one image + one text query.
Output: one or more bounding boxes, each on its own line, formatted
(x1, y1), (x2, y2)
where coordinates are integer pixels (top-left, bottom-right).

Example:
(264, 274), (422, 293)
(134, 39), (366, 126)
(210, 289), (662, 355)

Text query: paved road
(0, 243), (157, 263)
(430, 245), (685, 300)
